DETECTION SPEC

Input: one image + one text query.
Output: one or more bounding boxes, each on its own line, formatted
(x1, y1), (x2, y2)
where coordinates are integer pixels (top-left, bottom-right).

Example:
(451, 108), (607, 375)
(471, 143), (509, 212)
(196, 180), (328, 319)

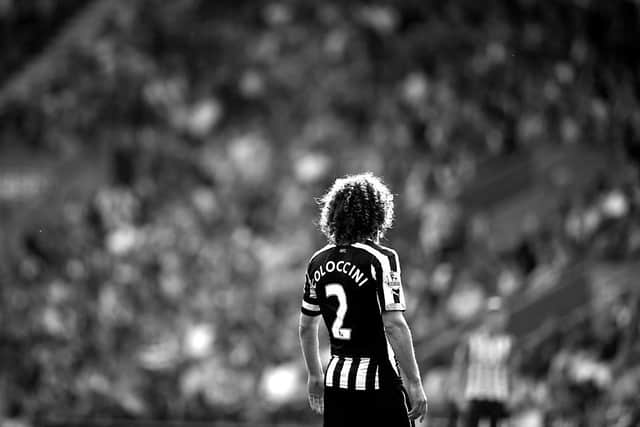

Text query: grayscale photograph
(0, 1), (639, 426)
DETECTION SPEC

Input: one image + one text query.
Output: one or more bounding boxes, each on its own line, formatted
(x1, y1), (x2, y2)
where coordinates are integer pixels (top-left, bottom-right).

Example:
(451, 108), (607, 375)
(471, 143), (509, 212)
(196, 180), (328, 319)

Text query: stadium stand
(0, 0), (638, 426)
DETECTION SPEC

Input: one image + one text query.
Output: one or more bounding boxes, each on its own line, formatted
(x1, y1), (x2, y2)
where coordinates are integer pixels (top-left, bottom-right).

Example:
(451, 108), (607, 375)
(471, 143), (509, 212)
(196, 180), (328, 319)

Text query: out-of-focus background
(0, 0), (639, 426)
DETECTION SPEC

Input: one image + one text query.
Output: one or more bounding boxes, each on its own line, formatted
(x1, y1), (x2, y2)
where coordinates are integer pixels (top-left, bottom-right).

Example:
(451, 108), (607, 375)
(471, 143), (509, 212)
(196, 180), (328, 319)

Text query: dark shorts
(324, 386), (413, 427)
(466, 399), (509, 427)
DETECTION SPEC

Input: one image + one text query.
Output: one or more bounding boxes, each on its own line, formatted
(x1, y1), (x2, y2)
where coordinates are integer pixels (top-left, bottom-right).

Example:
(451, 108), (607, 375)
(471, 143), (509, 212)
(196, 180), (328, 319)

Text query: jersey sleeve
(377, 249), (406, 312)
(301, 270), (321, 316)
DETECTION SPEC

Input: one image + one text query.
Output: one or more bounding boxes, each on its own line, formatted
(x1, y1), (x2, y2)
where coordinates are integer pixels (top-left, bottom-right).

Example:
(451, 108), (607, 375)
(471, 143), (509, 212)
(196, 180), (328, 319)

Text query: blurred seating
(0, 0), (639, 425)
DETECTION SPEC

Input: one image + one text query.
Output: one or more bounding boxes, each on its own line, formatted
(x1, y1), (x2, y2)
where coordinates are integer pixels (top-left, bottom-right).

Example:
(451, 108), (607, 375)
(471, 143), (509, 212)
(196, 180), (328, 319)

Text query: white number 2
(326, 284), (352, 340)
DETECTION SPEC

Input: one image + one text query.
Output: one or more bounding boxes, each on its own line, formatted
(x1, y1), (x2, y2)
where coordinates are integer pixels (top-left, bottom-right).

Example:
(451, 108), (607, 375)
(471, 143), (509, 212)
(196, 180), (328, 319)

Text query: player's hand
(307, 374), (324, 415)
(406, 380), (428, 423)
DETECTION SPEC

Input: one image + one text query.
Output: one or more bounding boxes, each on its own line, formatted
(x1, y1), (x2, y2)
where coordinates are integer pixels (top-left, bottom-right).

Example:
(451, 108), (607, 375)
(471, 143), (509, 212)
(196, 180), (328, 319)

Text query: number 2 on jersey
(326, 283), (352, 340)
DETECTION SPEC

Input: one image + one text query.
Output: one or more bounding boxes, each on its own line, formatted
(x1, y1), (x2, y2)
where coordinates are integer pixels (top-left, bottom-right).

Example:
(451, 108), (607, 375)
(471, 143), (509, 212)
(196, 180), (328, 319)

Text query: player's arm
(382, 311), (427, 422)
(299, 270), (323, 414)
(507, 336), (519, 406)
(299, 313), (323, 379)
(382, 311), (423, 384)
(299, 313), (323, 414)
(508, 336), (520, 372)
(376, 249), (427, 421)
(452, 337), (469, 407)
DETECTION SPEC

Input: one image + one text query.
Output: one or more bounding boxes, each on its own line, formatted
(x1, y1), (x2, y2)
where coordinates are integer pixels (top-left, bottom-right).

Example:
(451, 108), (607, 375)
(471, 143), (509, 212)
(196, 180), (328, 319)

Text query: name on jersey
(311, 260), (369, 287)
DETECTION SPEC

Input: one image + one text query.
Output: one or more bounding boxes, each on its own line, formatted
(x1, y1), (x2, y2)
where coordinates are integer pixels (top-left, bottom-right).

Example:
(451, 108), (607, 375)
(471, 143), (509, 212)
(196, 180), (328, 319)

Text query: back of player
(298, 173), (427, 427)
(303, 241), (410, 426)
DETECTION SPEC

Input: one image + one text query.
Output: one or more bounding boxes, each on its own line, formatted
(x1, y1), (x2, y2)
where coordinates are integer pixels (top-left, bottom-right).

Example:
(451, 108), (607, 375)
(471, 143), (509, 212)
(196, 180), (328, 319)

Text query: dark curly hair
(318, 173), (395, 245)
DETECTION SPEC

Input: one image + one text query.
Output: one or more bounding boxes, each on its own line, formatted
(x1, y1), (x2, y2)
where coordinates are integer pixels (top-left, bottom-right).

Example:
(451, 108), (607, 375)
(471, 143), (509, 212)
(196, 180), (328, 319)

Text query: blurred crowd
(0, 0), (88, 82)
(0, 0), (639, 425)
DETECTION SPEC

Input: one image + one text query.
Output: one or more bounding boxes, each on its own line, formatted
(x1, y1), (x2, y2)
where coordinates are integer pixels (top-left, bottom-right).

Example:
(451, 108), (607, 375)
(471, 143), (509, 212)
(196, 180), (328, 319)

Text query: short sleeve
(301, 271), (321, 316)
(378, 249), (406, 312)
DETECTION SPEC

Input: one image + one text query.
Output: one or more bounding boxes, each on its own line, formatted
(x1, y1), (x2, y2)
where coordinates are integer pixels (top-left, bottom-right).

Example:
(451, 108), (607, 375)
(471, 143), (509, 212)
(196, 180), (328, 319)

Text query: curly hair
(318, 173), (395, 245)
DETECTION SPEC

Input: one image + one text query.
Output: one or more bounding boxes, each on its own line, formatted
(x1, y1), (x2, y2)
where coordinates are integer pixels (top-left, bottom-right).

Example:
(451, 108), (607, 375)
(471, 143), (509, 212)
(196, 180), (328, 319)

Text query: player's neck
(335, 236), (379, 245)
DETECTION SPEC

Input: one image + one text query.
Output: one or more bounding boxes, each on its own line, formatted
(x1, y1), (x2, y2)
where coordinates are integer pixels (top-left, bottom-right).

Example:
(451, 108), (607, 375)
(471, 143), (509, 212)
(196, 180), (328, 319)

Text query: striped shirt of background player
(301, 242), (405, 391)
(464, 332), (512, 402)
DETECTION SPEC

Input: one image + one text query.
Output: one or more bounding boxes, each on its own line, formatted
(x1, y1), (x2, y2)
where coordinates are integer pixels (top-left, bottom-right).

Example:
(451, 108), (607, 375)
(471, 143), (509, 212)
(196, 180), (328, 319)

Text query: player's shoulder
(371, 242), (400, 260)
(350, 240), (400, 272)
(362, 241), (401, 271)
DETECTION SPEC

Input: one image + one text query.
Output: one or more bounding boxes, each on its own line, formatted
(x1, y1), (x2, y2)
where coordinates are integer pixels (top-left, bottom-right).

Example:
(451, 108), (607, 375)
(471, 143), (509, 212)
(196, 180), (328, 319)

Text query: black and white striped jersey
(463, 331), (513, 402)
(301, 240), (407, 391)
